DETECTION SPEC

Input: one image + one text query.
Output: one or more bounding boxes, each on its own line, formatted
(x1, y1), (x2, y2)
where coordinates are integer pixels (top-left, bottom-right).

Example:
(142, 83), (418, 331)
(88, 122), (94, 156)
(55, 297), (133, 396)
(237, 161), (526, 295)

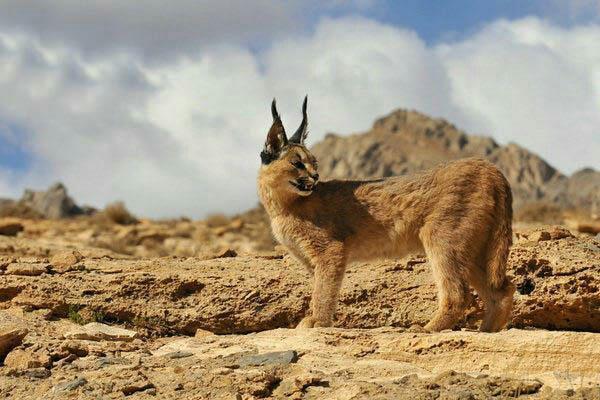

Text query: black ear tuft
(262, 98), (288, 164)
(271, 98), (280, 121)
(289, 95), (308, 144)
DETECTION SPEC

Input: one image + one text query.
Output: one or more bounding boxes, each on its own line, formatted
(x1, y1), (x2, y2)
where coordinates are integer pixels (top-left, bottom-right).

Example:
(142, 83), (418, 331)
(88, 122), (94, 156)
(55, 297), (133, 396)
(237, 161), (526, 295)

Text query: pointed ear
(289, 95), (308, 144)
(261, 99), (288, 164)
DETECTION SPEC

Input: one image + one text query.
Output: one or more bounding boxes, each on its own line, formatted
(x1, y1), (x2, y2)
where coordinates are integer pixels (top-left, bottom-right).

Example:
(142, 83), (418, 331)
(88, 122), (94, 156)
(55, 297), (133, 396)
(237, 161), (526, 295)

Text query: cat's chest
(270, 217), (299, 248)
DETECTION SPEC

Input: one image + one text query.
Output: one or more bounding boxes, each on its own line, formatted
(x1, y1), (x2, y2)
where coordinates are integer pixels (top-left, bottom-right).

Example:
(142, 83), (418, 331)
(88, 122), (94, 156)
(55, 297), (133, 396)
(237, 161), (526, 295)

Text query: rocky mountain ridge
(0, 183), (93, 219)
(311, 109), (599, 212)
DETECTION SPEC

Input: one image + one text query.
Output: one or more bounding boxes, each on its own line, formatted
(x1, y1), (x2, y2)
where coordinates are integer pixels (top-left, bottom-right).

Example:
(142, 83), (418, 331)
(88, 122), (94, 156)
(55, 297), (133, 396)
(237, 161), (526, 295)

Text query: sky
(0, 0), (599, 218)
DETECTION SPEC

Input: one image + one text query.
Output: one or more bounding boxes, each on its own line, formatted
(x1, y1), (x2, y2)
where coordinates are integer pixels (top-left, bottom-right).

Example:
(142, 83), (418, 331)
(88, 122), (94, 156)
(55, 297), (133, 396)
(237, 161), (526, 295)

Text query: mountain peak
(311, 108), (596, 211)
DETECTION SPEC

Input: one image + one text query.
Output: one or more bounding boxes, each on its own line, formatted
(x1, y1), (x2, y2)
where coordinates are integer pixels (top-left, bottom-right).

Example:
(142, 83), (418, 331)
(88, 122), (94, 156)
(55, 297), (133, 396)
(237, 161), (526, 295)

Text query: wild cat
(257, 97), (515, 332)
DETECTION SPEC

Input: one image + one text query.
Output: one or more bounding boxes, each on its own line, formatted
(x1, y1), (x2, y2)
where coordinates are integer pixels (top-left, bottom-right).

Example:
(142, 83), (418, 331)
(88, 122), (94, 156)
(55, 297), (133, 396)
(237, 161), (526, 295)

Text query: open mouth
(289, 180), (314, 193)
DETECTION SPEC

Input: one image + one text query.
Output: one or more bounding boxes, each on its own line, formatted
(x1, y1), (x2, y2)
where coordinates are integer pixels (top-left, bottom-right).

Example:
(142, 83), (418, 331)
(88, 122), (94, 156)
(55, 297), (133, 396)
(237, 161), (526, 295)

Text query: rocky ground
(0, 217), (599, 399)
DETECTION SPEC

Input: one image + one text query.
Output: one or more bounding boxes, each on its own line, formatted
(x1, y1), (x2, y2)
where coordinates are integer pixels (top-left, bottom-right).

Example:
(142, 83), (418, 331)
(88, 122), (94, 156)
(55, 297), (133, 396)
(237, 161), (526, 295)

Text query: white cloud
(263, 17), (462, 135)
(0, 16), (599, 218)
(438, 18), (600, 173)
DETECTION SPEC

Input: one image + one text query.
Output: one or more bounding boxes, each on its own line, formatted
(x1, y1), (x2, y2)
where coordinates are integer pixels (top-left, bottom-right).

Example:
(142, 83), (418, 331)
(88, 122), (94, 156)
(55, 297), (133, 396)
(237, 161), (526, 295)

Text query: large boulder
(19, 182), (84, 219)
(0, 314), (28, 362)
(0, 221), (24, 236)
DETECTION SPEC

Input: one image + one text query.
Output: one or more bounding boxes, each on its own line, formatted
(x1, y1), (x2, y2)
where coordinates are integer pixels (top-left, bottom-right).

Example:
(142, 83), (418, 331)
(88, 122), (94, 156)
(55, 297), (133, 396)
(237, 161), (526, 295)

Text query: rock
(164, 350), (194, 359)
(547, 226), (575, 240)
(121, 380), (155, 396)
(59, 340), (89, 357)
(54, 354), (77, 367)
(0, 326), (28, 361)
(217, 249), (237, 258)
(194, 328), (215, 338)
(567, 220), (600, 235)
(239, 350), (298, 367)
(0, 221), (24, 236)
(96, 356), (131, 368)
(7, 368), (52, 380)
(199, 247), (239, 259)
(210, 367), (233, 375)
(163, 237), (201, 257)
(137, 230), (169, 244)
(50, 250), (84, 272)
(494, 379), (543, 396)
(230, 218), (244, 230)
(213, 226), (228, 236)
(528, 230), (552, 242)
(19, 182), (84, 219)
(151, 338), (211, 358)
(273, 373), (325, 397)
(52, 377), (87, 392)
(4, 347), (52, 369)
(517, 226), (574, 243)
(126, 327), (593, 399)
(5, 263), (48, 276)
(63, 322), (138, 342)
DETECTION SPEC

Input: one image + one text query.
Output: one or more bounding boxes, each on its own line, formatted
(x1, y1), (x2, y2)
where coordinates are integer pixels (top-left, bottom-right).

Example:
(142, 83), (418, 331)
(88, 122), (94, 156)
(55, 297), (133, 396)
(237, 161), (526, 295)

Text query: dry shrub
(515, 202), (563, 224)
(95, 238), (133, 256)
(103, 201), (138, 225)
(0, 201), (42, 219)
(232, 205), (276, 251)
(205, 213), (230, 228)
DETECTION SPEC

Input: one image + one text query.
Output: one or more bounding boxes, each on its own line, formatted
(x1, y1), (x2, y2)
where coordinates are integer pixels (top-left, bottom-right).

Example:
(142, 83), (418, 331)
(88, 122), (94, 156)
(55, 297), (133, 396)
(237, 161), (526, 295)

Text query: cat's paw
(296, 316), (316, 329)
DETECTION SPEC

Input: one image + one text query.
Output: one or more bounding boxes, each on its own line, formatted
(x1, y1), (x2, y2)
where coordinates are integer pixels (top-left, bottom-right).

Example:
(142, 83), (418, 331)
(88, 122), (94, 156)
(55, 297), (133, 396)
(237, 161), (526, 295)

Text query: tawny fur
(258, 100), (515, 332)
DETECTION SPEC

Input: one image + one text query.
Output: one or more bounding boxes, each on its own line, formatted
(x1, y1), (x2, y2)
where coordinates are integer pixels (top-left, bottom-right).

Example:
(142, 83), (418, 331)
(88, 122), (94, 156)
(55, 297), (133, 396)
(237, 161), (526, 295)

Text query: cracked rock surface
(1, 225), (598, 334)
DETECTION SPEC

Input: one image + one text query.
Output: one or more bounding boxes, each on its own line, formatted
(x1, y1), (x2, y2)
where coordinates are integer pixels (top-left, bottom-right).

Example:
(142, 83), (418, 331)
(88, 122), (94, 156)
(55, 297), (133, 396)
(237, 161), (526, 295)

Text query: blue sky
(0, 125), (30, 172)
(327, 1), (543, 43)
(0, 1), (599, 216)
(317, 0), (598, 43)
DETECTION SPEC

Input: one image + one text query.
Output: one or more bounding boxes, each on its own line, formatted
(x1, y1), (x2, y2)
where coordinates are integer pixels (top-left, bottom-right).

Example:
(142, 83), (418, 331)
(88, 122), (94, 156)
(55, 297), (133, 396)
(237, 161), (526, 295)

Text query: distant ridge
(311, 109), (599, 212)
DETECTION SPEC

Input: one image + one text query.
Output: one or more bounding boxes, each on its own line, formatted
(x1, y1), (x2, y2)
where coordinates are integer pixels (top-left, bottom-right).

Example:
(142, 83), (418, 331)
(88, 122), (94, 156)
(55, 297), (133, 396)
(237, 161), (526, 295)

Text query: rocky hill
(0, 183), (93, 219)
(311, 109), (599, 212)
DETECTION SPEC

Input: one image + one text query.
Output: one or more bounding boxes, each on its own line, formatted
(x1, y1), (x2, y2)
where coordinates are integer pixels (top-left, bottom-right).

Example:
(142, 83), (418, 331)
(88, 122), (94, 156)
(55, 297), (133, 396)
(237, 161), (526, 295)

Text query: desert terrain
(1, 109), (599, 399)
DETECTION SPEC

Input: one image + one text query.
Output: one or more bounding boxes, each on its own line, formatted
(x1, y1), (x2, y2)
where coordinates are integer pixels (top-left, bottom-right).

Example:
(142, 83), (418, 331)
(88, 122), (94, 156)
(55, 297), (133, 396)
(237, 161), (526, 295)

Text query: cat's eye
(291, 160), (305, 170)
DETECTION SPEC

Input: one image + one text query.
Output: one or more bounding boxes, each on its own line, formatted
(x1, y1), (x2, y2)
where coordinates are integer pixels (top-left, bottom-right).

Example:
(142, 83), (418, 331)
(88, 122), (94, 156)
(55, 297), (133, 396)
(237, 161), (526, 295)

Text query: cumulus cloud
(0, 15), (598, 218)
(438, 18), (600, 173)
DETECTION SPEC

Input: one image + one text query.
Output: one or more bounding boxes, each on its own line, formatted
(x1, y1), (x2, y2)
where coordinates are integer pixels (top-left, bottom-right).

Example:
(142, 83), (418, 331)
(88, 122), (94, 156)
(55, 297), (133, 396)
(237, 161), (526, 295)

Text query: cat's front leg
(297, 248), (346, 328)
